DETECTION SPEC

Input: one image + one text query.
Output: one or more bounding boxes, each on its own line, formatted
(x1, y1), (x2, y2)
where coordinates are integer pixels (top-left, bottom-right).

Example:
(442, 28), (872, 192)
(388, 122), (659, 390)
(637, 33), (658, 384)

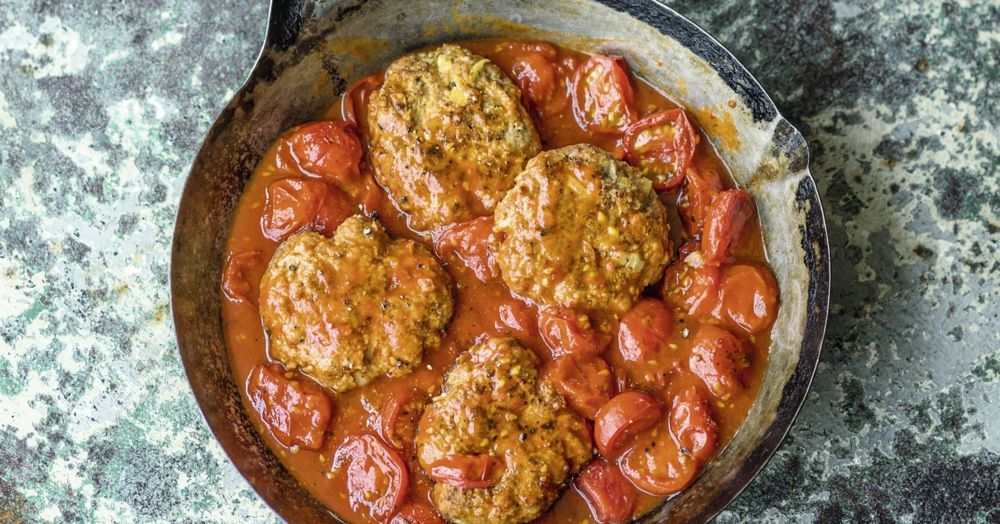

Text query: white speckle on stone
(151, 30), (184, 51)
(0, 17), (91, 78)
(0, 91), (16, 129)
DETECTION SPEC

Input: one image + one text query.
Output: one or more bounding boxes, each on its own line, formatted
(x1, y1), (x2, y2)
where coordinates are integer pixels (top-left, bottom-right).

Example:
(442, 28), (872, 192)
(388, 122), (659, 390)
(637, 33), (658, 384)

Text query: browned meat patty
(259, 215), (453, 392)
(416, 338), (593, 524)
(367, 44), (541, 231)
(493, 144), (672, 330)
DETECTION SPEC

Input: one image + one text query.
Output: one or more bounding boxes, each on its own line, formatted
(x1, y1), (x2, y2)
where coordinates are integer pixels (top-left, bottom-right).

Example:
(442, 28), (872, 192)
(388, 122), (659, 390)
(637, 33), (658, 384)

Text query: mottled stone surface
(0, 1), (997, 522)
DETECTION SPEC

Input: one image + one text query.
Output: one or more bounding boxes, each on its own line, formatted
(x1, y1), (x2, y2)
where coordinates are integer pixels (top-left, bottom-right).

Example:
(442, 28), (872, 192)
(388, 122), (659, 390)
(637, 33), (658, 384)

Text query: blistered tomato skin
(678, 166), (725, 237)
(689, 324), (751, 399)
(669, 383), (719, 463)
(260, 178), (354, 242)
(593, 391), (663, 458)
(275, 120), (364, 184)
(572, 55), (636, 133)
(702, 189), (756, 265)
(543, 355), (616, 420)
(617, 298), (675, 362)
(222, 251), (263, 304)
(434, 216), (499, 282)
(539, 306), (606, 357)
(246, 364), (332, 450)
(575, 459), (637, 524)
(718, 263), (780, 334)
(619, 422), (700, 496)
(428, 454), (504, 489)
(333, 434), (410, 520)
(624, 109), (698, 191)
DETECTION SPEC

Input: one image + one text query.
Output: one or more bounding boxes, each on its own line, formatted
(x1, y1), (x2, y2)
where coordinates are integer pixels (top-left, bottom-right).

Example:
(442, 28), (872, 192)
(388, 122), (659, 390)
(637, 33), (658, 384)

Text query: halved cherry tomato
(260, 178), (354, 242)
(496, 296), (537, 342)
(668, 380), (719, 462)
(688, 324), (751, 399)
(572, 54), (636, 133)
(717, 263), (779, 334)
(246, 364), (332, 450)
(702, 189), (756, 265)
(275, 120), (363, 185)
(677, 166), (725, 238)
(333, 434), (409, 520)
(381, 390), (423, 453)
(511, 48), (557, 110)
(428, 454), (503, 490)
(222, 251), (263, 304)
(543, 355), (615, 419)
(619, 421), (700, 496)
(434, 216), (498, 282)
(617, 298), (674, 362)
(575, 458), (637, 524)
(661, 252), (721, 318)
(343, 73), (384, 134)
(593, 391), (663, 458)
(390, 503), (446, 524)
(624, 109), (698, 191)
(539, 306), (606, 357)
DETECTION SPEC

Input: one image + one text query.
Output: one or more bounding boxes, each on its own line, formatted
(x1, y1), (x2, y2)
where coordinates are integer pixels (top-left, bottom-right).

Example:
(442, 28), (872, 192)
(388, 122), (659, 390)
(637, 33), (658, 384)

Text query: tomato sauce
(221, 39), (775, 523)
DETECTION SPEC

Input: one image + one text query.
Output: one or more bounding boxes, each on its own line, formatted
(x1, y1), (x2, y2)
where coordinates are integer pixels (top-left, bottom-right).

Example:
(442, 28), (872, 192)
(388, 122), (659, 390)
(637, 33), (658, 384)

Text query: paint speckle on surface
(0, 0), (997, 522)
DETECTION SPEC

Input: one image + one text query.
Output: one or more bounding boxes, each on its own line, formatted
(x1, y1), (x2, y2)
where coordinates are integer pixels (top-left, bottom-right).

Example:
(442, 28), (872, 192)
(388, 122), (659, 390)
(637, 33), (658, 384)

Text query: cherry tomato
(668, 381), (718, 463)
(717, 263), (779, 334)
(491, 41), (570, 117)
(619, 421), (700, 496)
(617, 298), (674, 362)
(572, 54), (636, 133)
(275, 120), (363, 185)
(222, 251), (263, 304)
(543, 355), (615, 419)
(434, 216), (498, 282)
(427, 454), (503, 490)
(677, 166), (725, 238)
(390, 503), (446, 524)
(688, 324), (751, 399)
(539, 306), (606, 358)
(343, 73), (384, 134)
(260, 178), (354, 242)
(333, 434), (409, 520)
(246, 364), (332, 450)
(661, 253), (721, 318)
(702, 189), (756, 265)
(496, 296), (537, 342)
(593, 391), (663, 458)
(381, 390), (423, 453)
(575, 458), (637, 524)
(624, 109), (698, 191)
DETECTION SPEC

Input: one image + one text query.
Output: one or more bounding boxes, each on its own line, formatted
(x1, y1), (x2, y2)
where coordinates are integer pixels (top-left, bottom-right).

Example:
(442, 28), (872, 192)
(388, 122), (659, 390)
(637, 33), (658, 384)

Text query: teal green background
(0, 1), (997, 522)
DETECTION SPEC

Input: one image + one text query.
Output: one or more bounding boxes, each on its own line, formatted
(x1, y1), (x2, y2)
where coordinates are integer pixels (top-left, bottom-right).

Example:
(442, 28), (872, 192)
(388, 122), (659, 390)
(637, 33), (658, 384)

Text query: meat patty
(367, 44), (541, 231)
(416, 338), (593, 524)
(259, 215), (453, 393)
(494, 144), (672, 330)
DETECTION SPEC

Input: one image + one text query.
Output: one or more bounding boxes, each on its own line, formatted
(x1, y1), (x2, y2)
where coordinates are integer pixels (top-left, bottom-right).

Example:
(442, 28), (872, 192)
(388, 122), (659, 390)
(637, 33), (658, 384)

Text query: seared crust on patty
(416, 338), (593, 524)
(259, 216), (453, 392)
(494, 144), (672, 329)
(367, 44), (541, 231)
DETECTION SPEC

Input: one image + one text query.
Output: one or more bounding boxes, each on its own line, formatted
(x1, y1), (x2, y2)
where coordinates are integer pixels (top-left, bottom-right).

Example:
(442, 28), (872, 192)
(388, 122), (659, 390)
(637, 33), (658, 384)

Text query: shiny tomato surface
(220, 39), (775, 524)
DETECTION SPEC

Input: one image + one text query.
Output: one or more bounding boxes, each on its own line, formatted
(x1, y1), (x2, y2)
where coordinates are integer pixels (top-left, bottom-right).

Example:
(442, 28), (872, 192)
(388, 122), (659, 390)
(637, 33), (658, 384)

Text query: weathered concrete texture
(0, 0), (997, 523)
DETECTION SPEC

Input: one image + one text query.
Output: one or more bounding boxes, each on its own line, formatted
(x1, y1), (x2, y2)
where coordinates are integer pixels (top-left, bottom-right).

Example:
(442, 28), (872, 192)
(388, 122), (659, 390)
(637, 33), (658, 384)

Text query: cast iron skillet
(170, 1), (830, 522)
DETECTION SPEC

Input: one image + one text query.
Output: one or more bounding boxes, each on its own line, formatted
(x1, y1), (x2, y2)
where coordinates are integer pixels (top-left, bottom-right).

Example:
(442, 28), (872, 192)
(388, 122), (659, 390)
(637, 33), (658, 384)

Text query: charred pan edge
(170, 1), (830, 523)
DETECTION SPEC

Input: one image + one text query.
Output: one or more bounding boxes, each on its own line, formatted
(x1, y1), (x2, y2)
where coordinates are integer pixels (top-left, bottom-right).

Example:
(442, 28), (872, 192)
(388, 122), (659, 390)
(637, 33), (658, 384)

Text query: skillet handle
(266, 0), (306, 50)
